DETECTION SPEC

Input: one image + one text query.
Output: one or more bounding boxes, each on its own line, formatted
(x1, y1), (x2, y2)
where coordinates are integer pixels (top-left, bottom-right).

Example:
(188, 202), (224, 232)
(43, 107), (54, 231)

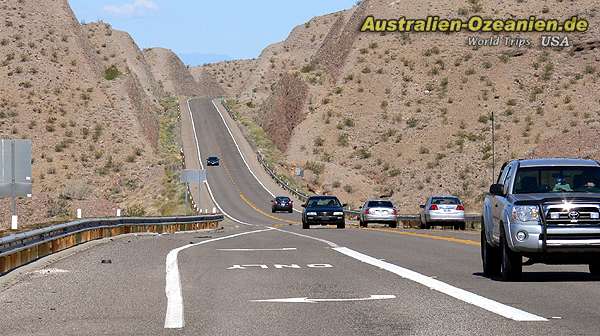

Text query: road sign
(0, 139), (32, 197)
(0, 139), (32, 230)
(179, 169), (206, 183)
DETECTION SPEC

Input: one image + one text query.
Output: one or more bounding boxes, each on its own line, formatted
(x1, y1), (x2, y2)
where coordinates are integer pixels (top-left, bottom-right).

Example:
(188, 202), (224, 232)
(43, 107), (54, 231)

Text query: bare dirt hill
(188, 67), (225, 97)
(144, 47), (202, 97)
(193, 59), (256, 98)
(0, 0), (175, 228)
(196, 0), (600, 211)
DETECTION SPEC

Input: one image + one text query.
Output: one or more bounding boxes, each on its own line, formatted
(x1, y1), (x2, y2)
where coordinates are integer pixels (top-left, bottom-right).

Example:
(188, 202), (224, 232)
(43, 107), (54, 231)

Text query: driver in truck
(552, 175), (573, 192)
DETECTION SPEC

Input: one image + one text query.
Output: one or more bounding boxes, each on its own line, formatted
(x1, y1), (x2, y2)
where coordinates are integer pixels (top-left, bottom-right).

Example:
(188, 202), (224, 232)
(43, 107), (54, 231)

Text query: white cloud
(103, 0), (159, 16)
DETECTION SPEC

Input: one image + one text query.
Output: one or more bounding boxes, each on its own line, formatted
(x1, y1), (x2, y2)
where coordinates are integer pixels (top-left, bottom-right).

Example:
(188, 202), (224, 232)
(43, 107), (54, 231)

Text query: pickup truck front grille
(543, 204), (600, 226)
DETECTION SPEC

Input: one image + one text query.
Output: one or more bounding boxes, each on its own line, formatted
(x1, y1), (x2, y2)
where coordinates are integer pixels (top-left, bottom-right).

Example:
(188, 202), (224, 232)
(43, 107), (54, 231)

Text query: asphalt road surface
(1, 97), (600, 335)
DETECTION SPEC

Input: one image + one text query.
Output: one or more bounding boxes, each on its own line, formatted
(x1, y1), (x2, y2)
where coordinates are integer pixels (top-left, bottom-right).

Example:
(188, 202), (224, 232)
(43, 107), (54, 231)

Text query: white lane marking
(30, 268), (70, 276)
(333, 247), (548, 322)
(187, 97), (257, 227)
(250, 294), (396, 303)
(270, 227), (339, 248)
(210, 98), (302, 213)
(216, 247), (297, 251)
(164, 227), (274, 329)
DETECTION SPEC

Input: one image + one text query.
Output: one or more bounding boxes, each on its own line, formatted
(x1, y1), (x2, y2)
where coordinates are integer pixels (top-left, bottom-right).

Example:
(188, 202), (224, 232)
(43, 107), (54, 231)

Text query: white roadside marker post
(76, 209), (82, 219)
(11, 215), (17, 230)
(116, 208), (121, 217)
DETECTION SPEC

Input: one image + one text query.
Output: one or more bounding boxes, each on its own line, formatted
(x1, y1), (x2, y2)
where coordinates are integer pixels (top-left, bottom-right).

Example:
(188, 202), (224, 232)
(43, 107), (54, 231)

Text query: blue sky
(68, 0), (357, 65)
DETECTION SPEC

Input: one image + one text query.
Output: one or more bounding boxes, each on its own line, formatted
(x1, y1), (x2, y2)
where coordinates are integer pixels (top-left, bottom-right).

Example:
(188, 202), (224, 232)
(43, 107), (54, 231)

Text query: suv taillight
(393, 208), (398, 216)
(429, 204), (438, 210)
(364, 208), (370, 214)
(457, 205), (465, 211)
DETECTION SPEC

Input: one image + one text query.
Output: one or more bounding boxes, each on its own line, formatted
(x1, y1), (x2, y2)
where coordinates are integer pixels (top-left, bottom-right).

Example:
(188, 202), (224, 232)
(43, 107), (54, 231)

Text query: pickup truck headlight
(333, 212), (344, 216)
(306, 212), (317, 216)
(511, 206), (540, 223)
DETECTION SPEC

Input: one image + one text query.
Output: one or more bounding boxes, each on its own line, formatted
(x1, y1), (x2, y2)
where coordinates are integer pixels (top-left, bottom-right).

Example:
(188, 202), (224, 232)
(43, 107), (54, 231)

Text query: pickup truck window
(513, 166), (600, 194)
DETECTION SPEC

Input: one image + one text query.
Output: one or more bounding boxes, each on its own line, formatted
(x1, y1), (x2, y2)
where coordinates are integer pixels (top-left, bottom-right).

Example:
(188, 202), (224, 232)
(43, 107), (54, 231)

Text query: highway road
(1, 97), (600, 335)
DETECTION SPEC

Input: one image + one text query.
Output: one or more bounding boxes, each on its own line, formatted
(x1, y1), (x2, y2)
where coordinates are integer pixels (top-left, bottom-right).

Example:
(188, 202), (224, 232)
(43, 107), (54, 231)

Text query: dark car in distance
(302, 195), (346, 229)
(271, 196), (293, 213)
(206, 156), (220, 166)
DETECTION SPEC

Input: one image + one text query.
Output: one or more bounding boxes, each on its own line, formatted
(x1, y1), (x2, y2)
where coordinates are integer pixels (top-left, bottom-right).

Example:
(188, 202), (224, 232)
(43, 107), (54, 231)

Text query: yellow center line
(238, 192), (300, 225)
(364, 228), (480, 247)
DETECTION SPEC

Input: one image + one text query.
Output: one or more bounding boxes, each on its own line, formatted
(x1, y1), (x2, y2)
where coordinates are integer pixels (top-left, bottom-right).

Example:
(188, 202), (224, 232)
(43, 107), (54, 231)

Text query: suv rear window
(431, 197), (460, 205)
(367, 201), (393, 208)
(276, 197), (290, 202)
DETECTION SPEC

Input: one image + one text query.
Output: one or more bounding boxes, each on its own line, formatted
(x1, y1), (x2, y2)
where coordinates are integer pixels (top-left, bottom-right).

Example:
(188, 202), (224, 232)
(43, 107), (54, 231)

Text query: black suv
(271, 196), (293, 213)
(302, 195), (346, 229)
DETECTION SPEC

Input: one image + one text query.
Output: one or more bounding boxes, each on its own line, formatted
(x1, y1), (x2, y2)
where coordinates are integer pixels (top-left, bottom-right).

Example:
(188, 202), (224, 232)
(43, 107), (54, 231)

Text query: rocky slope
(0, 0), (197, 229)
(144, 47), (204, 97)
(195, 0), (600, 210)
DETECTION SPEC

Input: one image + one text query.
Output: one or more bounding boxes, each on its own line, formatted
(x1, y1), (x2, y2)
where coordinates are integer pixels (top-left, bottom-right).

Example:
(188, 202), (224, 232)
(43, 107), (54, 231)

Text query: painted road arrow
(250, 295), (396, 303)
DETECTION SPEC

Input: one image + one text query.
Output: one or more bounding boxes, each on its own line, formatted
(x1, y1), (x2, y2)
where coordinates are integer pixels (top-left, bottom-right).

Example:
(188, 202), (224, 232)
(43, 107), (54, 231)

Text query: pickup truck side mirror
(342, 203), (348, 207)
(489, 184), (505, 196)
(419, 204), (425, 209)
(301, 204), (306, 208)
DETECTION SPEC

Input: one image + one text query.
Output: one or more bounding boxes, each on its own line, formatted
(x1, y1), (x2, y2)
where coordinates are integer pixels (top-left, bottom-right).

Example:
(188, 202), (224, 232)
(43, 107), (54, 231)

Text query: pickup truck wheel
(337, 222), (345, 229)
(589, 263), (600, 276)
(500, 229), (522, 281)
(459, 222), (466, 231)
(389, 221), (397, 229)
(302, 221), (309, 229)
(481, 229), (500, 277)
(420, 222), (429, 230)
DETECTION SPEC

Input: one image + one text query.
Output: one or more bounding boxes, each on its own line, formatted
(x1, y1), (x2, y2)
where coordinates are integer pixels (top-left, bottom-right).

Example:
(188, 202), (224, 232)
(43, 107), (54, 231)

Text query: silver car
(419, 195), (465, 230)
(359, 199), (398, 228)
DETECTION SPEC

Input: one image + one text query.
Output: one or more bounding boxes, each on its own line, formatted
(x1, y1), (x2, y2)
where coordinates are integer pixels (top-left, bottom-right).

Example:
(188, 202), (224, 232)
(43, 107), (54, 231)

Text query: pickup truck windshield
(513, 166), (600, 194)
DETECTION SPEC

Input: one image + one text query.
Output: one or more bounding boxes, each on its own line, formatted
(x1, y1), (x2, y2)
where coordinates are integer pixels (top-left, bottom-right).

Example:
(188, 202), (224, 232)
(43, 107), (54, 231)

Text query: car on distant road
(271, 196), (293, 213)
(419, 195), (466, 230)
(206, 156), (220, 166)
(359, 199), (398, 228)
(482, 158), (600, 281)
(302, 195), (346, 229)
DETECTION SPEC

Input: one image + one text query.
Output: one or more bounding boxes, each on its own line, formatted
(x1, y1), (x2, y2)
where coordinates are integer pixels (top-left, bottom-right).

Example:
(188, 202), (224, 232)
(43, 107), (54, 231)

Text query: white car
(359, 199), (398, 228)
(419, 195), (465, 230)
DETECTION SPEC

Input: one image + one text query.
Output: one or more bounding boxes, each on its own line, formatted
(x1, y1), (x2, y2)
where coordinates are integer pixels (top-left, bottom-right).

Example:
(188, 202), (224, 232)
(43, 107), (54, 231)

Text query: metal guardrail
(0, 214), (224, 275)
(343, 211), (481, 221)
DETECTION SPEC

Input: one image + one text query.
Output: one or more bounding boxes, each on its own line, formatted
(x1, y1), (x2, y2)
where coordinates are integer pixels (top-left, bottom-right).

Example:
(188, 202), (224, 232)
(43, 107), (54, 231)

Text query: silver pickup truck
(481, 158), (600, 281)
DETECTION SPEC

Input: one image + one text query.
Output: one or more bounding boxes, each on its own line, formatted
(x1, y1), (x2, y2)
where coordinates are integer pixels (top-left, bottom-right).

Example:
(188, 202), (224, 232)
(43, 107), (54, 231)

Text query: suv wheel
(337, 222), (345, 229)
(589, 263), (600, 276)
(389, 221), (397, 229)
(420, 222), (429, 230)
(500, 228), (522, 281)
(481, 224), (500, 277)
(302, 220), (309, 229)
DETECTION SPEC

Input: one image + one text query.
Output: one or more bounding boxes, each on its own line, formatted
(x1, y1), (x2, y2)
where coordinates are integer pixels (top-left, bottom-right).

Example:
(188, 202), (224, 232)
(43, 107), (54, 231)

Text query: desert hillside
(0, 0), (196, 229)
(195, 0), (600, 210)
(144, 47), (205, 97)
